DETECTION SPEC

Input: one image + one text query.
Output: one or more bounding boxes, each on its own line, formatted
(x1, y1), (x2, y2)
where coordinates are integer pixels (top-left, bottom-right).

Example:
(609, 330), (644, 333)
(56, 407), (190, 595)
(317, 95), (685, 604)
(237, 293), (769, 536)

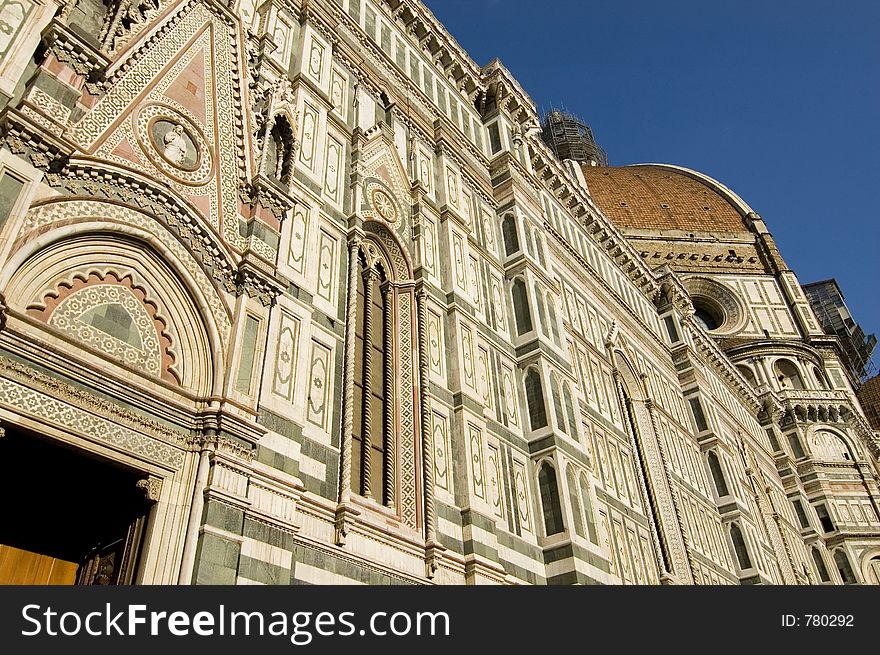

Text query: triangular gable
(358, 127), (413, 238)
(70, 3), (250, 252)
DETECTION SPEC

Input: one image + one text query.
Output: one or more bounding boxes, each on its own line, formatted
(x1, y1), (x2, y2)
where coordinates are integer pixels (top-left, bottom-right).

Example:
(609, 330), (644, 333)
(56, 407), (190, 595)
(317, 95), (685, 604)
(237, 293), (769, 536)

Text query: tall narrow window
(787, 433), (806, 459)
(563, 383), (578, 439)
(538, 463), (564, 536)
(488, 123), (502, 154)
(502, 215), (519, 256)
(534, 233), (547, 269)
(525, 368), (548, 431)
(765, 428), (781, 452)
(730, 523), (753, 571)
(352, 260), (388, 501)
(663, 315), (680, 344)
(688, 397), (709, 432)
(815, 503), (835, 533)
(512, 279), (532, 335)
(534, 283), (548, 337)
(547, 293), (561, 345)
(524, 226), (536, 259)
(566, 466), (585, 539)
(550, 373), (566, 434)
(811, 547), (831, 582)
(792, 499), (811, 529)
(707, 451), (729, 497)
(834, 550), (857, 584)
(579, 474), (598, 543)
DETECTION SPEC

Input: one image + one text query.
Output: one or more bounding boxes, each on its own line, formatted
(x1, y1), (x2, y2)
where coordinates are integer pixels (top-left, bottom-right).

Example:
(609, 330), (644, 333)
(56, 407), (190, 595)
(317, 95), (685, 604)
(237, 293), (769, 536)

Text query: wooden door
(0, 545), (78, 585)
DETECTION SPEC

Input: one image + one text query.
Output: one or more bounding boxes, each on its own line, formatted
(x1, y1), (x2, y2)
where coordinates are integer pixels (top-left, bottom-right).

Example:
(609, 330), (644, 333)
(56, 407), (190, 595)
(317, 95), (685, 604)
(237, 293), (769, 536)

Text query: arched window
(730, 523), (753, 571)
(737, 365), (758, 388)
(811, 547), (831, 582)
(352, 258), (389, 501)
(579, 474), (598, 543)
(815, 502), (835, 533)
(524, 225), (536, 259)
(834, 549), (857, 584)
(546, 293), (561, 345)
(563, 382), (578, 439)
(538, 463), (565, 536)
(550, 373), (566, 434)
(707, 451), (730, 498)
(813, 366), (829, 390)
(525, 368), (548, 431)
(774, 359), (804, 390)
(502, 215), (519, 256)
(811, 430), (852, 462)
(534, 233), (547, 269)
(534, 283), (548, 337)
(511, 278), (532, 335)
(566, 465), (585, 539)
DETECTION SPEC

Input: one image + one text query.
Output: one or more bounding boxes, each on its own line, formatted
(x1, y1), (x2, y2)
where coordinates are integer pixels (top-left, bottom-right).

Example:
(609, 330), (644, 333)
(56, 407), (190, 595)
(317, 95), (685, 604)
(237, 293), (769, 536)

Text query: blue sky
(423, 0), (879, 373)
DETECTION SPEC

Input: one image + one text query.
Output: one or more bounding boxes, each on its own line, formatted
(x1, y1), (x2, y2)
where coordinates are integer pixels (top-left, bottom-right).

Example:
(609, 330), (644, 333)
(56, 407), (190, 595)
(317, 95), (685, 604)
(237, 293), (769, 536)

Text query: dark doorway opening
(0, 426), (153, 584)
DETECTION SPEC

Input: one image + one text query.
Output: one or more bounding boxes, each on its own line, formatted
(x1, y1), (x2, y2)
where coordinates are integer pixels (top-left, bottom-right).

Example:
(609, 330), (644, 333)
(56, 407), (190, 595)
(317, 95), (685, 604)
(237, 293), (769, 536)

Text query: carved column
(360, 267), (378, 499)
(336, 237), (362, 544)
(382, 283), (396, 509)
(750, 356), (769, 386)
(613, 366), (693, 584)
(418, 287), (442, 577)
(178, 432), (216, 584)
(614, 373), (671, 578)
(644, 396), (697, 585)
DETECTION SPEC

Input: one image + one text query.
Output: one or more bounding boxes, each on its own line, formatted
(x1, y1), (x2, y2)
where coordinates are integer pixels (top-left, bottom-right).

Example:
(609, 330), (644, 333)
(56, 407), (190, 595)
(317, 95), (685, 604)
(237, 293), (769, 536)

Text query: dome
(580, 164), (754, 233)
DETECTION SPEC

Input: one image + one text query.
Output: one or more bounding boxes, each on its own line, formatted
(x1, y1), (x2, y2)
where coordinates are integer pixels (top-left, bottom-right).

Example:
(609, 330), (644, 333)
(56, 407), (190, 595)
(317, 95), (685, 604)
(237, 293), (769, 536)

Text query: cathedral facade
(0, 0), (878, 586)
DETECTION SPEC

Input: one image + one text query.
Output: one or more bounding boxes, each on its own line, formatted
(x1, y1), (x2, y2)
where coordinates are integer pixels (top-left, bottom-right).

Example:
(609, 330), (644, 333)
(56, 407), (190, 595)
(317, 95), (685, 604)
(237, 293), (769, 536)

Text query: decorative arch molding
(726, 340), (826, 370)
(356, 127), (413, 238)
(803, 424), (861, 463)
(2, 212), (229, 397)
(363, 219), (413, 281)
(45, 163), (242, 282)
(8, 197), (233, 344)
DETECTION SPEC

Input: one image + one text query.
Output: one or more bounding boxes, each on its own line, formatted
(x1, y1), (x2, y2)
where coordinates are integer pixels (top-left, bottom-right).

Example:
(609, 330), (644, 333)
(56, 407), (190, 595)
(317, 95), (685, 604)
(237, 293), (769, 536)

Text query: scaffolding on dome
(540, 109), (608, 167)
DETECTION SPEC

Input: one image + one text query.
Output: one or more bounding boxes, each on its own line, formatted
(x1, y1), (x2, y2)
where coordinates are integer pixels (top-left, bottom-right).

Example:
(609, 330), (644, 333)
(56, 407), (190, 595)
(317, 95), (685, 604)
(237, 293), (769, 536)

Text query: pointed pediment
(162, 46), (208, 127)
(359, 125), (413, 235)
(69, 3), (250, 252)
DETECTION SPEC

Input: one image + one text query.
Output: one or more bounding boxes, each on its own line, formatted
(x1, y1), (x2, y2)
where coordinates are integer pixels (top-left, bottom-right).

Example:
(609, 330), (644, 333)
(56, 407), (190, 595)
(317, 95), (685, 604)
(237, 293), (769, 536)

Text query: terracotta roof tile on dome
(580, 164), (748, 233)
